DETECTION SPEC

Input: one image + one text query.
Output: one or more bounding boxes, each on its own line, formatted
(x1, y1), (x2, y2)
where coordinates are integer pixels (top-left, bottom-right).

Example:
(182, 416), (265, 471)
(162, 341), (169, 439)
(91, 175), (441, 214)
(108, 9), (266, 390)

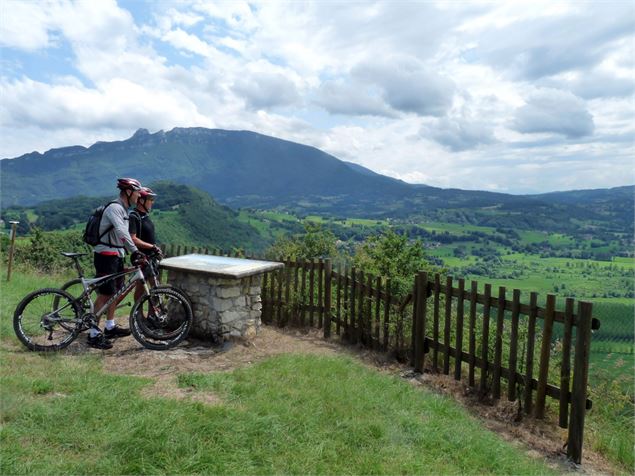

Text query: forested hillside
(1, 182), (267, 251)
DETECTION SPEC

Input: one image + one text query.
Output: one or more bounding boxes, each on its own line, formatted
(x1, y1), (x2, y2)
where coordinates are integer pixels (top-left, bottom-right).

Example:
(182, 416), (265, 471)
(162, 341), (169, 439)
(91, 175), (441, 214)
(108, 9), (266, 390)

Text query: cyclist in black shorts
(129, 186), (161, 302)
(90, 178), (144, 349)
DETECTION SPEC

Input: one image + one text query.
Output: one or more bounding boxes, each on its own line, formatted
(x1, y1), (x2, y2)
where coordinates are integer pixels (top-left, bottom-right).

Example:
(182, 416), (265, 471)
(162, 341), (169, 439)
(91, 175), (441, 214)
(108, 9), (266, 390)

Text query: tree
(352, 229), (442, 298)
(265, 223), (338, 260)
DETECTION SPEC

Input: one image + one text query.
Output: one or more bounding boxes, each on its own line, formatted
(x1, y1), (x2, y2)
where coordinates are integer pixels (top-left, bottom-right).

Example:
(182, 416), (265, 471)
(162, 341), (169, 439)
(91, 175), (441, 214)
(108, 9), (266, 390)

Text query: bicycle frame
(76, 266), (150, 320)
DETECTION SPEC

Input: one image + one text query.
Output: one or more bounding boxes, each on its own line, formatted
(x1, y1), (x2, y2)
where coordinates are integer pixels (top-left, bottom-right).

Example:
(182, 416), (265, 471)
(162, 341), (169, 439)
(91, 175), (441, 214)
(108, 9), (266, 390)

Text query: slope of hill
(1, 127), (632, 236)
(1, 182), (267, 251)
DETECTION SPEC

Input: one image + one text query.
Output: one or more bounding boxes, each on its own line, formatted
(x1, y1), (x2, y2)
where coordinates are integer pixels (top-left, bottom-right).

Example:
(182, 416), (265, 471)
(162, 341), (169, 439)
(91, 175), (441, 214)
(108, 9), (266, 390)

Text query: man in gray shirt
(90, 177), (144, 349)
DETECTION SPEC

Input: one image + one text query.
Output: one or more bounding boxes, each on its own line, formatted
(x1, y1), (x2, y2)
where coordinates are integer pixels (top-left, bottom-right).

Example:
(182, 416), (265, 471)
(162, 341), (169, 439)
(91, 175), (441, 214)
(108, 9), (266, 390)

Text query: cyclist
(90, 177), (145, 349)
(129, 186), (162, 302)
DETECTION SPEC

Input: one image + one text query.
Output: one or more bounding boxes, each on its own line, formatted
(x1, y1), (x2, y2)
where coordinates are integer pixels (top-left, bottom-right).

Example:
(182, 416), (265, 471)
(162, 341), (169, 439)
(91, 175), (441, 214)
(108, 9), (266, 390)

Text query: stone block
(216, 286), (241, 299)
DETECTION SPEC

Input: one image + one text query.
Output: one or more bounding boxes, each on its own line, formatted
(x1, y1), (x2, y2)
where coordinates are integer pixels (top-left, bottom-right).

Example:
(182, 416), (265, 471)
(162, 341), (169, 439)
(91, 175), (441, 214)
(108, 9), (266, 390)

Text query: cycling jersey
(93, 197), (139, 258)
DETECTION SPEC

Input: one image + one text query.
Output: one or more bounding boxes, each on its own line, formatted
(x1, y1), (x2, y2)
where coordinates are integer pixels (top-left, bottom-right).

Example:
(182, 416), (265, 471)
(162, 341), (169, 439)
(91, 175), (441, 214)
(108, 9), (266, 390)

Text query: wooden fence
(159, 245), (598, 465)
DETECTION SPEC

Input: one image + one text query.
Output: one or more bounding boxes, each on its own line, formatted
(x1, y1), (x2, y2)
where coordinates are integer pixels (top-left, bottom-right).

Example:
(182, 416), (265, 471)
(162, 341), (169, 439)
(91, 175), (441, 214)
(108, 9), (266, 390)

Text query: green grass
(0, 268), (560, 475)
(0, 349), (555, 475)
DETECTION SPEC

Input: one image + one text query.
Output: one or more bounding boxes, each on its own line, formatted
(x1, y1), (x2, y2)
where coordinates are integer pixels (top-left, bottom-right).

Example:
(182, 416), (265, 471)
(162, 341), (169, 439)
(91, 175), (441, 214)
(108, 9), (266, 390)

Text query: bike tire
(14, 288), (82, 352)
(129, 288), (193, 350)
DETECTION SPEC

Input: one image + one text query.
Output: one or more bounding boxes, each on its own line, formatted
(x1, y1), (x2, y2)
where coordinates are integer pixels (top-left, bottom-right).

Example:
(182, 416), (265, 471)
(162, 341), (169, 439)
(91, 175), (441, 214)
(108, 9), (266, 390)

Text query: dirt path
(81, 326), (618, 475)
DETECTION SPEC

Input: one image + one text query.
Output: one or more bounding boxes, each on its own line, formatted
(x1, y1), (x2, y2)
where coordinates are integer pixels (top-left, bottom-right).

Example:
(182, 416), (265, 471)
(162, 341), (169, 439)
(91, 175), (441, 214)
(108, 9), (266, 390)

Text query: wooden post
(443, 276), (453, 375)
(343, 266), (350, 337)
(468, 281), (478, 387)
(300, 259), (307, 327)
(567, 301), (593, 464)
(323, 259), (332, 338)
(383, 278), (391, 351)
(524, 292), (538, 414)
(318, 259), (324, 328)
(508, 289), (521, 401)
(559, 298), (574, 428)
(357, 270), (365, 345)
(292, 261), (300, 326)
(536, 294), (556, 419)
(5, 221), (19, 282)
(454, 278), (465, 381)
(336, 267), (342, 336)
(432, 274), (441, 372)
(374, 276), (381, 349)
(350, 268), (357, 344)
(284, 258), (291, 327)
(479, 283), (492, 396)
(309, 259), (315, 327)
(276, 267), (284, 327)
(414, 272), (428, 373)
(492, 286), (506, 399)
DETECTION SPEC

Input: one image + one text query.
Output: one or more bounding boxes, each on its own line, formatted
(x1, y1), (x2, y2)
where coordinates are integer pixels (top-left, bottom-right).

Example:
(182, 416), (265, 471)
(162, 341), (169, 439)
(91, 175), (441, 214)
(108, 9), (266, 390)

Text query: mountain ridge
(1, 127), (632, 236)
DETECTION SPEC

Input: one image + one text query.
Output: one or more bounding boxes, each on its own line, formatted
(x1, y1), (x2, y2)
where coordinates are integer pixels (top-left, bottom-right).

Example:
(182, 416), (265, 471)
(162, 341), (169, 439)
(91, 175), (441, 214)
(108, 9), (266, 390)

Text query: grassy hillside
(0, 269), (560, 475)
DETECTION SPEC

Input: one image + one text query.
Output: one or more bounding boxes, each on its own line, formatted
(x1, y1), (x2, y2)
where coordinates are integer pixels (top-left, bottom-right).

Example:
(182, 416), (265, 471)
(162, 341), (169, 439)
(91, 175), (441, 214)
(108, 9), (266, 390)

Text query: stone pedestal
(159, 254), (283, 341)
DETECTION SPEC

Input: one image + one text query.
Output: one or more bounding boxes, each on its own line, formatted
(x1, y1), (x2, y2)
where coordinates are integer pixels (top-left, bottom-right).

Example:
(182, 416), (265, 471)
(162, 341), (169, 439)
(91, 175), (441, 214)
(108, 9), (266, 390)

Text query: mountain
(1, 127), (633, 236)
(1, 181), (267, 251)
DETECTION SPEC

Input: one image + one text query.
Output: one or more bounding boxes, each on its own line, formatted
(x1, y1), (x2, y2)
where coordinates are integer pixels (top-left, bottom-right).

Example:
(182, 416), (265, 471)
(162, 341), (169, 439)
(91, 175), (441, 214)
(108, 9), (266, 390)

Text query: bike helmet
(139, 186), (157, 199)
(117, 177), (142, 191)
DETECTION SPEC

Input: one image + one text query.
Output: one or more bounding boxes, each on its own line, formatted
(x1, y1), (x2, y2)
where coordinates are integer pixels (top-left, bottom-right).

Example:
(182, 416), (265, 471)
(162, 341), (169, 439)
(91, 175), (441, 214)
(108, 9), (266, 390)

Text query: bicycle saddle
(60, 252), (88, 258)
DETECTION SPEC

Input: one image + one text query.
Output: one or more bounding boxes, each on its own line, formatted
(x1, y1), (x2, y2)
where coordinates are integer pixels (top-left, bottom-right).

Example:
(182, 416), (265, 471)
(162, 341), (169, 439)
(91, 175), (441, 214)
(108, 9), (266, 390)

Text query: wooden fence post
(323, 259), (332, 338)
(567, 301), (593, 464)
(559, 298), (575, 428)
(536, 294), (556, 419)
(414, 272), (428, 373)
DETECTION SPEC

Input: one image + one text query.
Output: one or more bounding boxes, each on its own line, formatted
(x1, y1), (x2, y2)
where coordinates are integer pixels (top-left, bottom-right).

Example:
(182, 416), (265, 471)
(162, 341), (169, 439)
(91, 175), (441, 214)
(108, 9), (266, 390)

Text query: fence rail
(159, 245), (597, 465)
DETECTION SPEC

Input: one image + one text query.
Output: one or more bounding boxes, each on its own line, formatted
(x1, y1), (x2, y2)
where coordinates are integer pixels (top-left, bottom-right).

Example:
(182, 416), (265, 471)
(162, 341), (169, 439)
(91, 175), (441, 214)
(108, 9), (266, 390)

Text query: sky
(1, 1), (634, 194)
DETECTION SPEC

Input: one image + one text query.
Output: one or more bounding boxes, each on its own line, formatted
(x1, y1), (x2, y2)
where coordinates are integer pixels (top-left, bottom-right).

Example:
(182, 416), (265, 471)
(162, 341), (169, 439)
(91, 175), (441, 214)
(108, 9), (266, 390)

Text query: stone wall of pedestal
(167, 271), (262, 340)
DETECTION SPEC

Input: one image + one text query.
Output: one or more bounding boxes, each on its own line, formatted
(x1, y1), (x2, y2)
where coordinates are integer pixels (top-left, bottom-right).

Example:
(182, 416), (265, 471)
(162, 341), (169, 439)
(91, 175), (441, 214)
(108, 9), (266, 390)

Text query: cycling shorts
(94, 253), (124, 295)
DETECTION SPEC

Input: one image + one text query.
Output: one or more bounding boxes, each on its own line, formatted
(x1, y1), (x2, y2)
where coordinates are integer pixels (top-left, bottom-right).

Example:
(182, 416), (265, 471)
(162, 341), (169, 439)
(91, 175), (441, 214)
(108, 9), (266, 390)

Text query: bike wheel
(129, 288), (193, 350)
(14, 288), (81, 351)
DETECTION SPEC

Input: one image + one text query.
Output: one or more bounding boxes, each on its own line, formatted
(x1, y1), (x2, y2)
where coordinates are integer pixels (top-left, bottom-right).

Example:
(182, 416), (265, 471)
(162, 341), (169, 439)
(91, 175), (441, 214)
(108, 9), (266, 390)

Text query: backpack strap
(98, 201), (124, 248)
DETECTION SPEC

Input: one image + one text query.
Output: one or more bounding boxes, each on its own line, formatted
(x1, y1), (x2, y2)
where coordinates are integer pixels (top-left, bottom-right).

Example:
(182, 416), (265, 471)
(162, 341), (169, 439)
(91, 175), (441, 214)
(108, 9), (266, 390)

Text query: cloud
(512, 89), (594, 138)
(547, 71), (635, 100)
(0, 0), (53, 51)
(353, 57), (455, 117)
(232, 73), (301, 110)
(467, 2), (634, 80)
(314, 80), (396, 117)
(0, 77), (209, 131)
(424, 116), (496, 151)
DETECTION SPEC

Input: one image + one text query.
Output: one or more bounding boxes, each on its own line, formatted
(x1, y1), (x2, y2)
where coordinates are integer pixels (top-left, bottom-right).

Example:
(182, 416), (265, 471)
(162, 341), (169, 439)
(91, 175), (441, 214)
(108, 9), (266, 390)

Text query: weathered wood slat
(536, 294), (556, 419)
(336, 266), (342, 336)
(432, 274), (441, 372)
(374, 276), (381, 350)
(567, 301), (593, 464)
(300, 259), (307, 327)
(343, 267), (350, 338)
(443, 276), (453, 375)
(309, 260), (315, 327)
(350, 268), (357, 344)
(559, 298), (574, 428)
(454, 278), (465, 381)
(424, 338), (592, 409)
(383, 279), (391, 351)
(276, 267), (283, 326)
(508, 289), (521, 401)
(524, 292), (538, 415)
(468, 281), (478, 387)
(480, 283), (492, 395)
(492, 286), (506, 399)
(357, 270), (365, 345)
(318, 260), (324, 328)
(324, 259), (332, 338)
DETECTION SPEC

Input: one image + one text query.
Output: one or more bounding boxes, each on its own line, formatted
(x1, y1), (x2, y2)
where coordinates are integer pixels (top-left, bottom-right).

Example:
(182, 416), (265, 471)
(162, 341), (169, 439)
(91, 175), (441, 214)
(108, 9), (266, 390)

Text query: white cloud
(512, 89), (595, 138)
(0, 0), (633, 193)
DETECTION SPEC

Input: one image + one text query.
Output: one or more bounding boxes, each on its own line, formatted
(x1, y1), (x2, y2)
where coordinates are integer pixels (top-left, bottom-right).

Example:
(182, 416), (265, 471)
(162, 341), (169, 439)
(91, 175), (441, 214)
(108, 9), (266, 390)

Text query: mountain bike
(56, 249), (187, 315)
(13, 253), (193, 352)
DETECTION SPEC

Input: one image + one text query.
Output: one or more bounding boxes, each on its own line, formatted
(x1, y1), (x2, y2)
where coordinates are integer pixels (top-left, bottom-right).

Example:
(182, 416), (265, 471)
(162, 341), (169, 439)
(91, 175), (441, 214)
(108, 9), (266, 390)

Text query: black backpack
(83, 201), (121, 247)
